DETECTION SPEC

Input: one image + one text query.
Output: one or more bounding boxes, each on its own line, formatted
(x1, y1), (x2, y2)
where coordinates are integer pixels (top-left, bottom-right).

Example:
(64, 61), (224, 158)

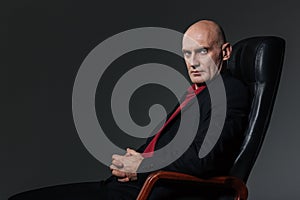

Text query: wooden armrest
(136, 171), (248, 200)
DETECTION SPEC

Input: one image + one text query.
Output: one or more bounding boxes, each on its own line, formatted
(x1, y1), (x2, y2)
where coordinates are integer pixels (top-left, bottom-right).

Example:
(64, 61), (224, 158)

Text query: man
(105, 19), (249, 199)
(110, 19), (234, 182)
(9, 20), (250, 200)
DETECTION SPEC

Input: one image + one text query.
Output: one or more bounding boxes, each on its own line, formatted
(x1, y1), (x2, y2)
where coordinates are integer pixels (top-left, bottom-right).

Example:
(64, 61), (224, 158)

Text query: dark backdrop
(3, 0), (300, 199)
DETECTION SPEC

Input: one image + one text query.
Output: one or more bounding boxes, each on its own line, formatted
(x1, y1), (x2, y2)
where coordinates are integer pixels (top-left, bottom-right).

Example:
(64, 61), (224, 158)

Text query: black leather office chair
(137, 36), (285, 200)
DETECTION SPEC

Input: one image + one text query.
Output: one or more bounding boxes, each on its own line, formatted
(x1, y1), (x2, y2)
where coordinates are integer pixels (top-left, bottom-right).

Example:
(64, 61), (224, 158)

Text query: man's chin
(191, 78), (207, 85)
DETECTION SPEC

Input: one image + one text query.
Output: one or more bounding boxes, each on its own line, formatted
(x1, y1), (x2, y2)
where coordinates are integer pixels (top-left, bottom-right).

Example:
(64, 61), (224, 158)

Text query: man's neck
(195, 82), (206, 90)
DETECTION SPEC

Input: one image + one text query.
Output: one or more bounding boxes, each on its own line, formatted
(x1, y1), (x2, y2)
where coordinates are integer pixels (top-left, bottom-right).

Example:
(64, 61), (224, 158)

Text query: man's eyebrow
(182, 46), (209, 52)
(181, 49), (192, 54)
(196, 46), (209, 50)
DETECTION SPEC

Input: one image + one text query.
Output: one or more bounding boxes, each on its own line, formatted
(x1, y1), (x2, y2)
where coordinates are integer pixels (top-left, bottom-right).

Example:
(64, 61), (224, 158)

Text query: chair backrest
(227, 36), (285, 182)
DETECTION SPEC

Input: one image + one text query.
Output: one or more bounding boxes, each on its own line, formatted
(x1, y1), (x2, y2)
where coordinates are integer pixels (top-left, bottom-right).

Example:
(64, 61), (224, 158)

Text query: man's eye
(183, 51), (191, 57)
(199, 48), (208, 54)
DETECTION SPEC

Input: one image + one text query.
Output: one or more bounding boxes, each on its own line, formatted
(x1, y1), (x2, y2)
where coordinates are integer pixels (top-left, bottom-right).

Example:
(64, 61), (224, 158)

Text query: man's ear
(222, 42), (232, 61)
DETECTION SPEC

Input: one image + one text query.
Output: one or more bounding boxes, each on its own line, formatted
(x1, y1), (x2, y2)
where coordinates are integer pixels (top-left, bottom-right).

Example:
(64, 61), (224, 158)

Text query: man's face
(182, 29), (224, 85)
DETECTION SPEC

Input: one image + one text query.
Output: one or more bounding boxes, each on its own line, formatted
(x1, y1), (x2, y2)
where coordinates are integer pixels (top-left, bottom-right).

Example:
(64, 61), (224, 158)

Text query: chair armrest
(136, 171), (248, 200)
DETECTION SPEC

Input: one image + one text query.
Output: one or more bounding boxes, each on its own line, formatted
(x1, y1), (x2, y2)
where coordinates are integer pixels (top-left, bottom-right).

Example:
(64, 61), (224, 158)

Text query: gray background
(3, 0), (300, 199)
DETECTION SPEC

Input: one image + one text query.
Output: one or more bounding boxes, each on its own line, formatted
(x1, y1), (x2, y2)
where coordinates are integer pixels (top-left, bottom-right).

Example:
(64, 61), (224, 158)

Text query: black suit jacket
(137, 71), (250, 183)
(104, 71), (250, 199)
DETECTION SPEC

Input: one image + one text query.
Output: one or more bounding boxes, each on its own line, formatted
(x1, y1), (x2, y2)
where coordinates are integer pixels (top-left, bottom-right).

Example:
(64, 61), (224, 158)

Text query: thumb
(126, 148), (138, 155)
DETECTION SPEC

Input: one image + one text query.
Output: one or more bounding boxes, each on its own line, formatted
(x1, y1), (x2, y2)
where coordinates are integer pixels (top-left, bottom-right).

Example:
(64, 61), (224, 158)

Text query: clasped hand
(110, 148), (144, 182)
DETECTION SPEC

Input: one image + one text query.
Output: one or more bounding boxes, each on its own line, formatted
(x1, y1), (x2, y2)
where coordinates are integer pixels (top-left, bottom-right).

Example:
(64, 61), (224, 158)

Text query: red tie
(142, 84), (206, 157)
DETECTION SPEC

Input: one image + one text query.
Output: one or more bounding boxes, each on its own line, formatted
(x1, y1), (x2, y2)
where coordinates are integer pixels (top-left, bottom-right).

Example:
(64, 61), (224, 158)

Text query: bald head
(184, 20), (226, 46)
(182, 20), (232, 85)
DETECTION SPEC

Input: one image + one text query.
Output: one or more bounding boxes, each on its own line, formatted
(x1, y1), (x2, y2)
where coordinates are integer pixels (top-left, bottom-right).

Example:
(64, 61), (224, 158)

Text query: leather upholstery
(227, 36), (285, 182)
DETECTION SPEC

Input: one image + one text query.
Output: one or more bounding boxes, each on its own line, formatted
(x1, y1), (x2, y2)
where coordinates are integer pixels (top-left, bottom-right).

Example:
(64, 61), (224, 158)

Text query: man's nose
(189, 54), (200, 68)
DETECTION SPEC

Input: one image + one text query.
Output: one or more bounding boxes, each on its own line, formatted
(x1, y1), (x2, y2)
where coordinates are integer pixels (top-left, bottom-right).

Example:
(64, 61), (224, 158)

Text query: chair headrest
(227, 36), (285, 182)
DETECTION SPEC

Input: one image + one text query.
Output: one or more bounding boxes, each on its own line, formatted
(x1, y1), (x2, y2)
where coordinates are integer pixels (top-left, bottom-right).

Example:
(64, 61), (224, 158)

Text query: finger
(125, 152), (131, 157)
(111, 169), (126, 178)
(118, 177), (130, 182)
(111, 159), (124, 168)
(126, 148), (138, 155)
(112, 154), (122, 160)
(126, 172), (137, 181)
(109, 164), (118, 171)
(110, 164), (124, 171)
(129, 176), (137, 181)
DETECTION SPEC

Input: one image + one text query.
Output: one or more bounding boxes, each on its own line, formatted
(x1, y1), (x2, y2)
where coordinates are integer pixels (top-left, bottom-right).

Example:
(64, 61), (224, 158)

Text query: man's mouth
(191, 71), (204, 75)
